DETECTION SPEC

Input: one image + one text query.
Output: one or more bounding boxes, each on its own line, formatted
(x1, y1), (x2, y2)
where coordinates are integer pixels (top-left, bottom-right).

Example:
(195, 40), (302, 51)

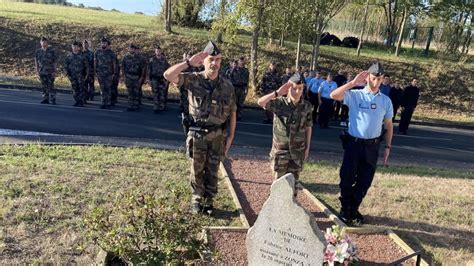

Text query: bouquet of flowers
(323, 225), (359, 266)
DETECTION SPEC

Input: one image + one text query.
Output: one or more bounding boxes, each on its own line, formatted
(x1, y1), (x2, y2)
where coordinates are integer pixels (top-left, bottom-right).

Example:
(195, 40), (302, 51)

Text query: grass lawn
(0, 145), (240, 264)
(300, 161), (474, 265)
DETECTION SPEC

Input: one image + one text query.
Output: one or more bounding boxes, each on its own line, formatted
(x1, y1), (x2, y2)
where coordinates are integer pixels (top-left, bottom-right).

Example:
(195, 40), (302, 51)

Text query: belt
(348, 135), (380, 145)
(189, 123), (226, 133)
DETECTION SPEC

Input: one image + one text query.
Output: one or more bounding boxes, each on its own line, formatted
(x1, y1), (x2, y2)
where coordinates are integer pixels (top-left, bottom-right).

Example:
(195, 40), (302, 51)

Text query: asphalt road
(0, 87), (473, 168)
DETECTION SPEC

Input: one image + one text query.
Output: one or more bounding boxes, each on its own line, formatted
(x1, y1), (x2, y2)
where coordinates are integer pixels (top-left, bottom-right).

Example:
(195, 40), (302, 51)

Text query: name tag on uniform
(371, 103), (377, 109)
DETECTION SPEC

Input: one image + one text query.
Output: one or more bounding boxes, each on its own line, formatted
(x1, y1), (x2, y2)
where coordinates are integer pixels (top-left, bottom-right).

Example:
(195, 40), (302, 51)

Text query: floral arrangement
(323, 225), (360, 266)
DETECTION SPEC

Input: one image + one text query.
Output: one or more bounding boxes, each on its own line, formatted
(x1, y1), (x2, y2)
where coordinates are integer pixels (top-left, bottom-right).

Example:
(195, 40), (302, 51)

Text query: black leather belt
(348, 135), (381, 144)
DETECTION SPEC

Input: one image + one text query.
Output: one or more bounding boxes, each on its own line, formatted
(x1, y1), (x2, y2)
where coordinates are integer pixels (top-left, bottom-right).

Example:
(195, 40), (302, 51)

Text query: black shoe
(351, 210), (364, 224)
(89, 96), (94, 101)
(51, 99), (56, 105)
(203, 204), (214, 215)
(190, 203), (203, 214)
(338, 209), (353, 225)
(40, 99), (49, 104)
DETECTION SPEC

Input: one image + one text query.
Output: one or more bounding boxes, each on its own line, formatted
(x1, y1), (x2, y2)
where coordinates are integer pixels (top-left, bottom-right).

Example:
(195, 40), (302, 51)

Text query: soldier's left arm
(305, 126), (312, 161)
(225, 111), (236, 157)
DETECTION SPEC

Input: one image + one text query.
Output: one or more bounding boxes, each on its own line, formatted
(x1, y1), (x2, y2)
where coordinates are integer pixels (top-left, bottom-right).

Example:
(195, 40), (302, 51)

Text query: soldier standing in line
(225, 60), (237, 78)
(259, 62), (281, 123)
(122, 43), (145, 111)
(111, 53), (120, 106)
(148, 45), (170, 113)
(35, 36), (57, 104)
(65, 40), (88, 107)
(318, 73), (338, 128)
(164, 41), (237, 215)
(389, 80), (404, 121)
(399, 78), (420, 135)
(137, 45), (147, 105)
(280, 66), (293, 85)
(95, 37), (116, 109)
(83, 40), (95, 101)
(229, 57), (249, 121)
(257, 74), (313, 193)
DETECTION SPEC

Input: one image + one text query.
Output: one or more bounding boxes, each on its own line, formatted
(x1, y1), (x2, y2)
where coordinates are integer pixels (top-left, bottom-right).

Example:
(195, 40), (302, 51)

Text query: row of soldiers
(34, 36), (170, 112)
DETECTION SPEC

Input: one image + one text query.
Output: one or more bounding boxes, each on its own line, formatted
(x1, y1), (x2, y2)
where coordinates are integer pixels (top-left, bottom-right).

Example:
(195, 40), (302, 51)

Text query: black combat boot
(351, 209), (365, 225)
(338, 208), (353, 226)
(51, 98), (56, 105)
(40, 99), (49, 104)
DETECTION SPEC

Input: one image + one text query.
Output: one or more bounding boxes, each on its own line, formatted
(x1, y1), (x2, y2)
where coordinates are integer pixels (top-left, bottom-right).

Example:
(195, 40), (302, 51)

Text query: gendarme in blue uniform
(344, 86), (393, 139)
(308, 77), (324, 94)
(318, 80), (337, 99)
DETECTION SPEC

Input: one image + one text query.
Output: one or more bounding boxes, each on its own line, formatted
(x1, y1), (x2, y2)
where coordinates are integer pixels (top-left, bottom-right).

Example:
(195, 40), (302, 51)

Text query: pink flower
(324, 245), (337, 266)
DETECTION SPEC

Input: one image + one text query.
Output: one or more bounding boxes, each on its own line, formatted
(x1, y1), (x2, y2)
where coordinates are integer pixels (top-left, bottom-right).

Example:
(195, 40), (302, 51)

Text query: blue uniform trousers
(339, 138), (380, 212)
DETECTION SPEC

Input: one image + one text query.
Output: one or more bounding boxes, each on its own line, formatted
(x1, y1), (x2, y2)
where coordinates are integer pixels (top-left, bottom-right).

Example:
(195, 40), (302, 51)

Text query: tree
(164, 0), (172, 33)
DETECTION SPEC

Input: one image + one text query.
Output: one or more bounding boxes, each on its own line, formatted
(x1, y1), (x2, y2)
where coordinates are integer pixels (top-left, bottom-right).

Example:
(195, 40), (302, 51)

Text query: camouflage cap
(40, 36), (48, 42)
(289, 73), (303, 85)
(368, 62), (384, 76)
(204, 41), (221, 56)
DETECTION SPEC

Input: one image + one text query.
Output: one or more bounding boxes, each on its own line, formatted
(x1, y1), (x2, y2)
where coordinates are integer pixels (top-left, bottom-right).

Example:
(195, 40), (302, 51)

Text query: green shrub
(83, 183), (208, 264)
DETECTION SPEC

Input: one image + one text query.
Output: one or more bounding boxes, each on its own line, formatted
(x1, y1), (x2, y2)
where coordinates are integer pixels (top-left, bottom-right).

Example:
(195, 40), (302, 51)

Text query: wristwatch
(274, 91), (278, 98)
(385, 145), (391, 149)
(185, 59), (192, 68)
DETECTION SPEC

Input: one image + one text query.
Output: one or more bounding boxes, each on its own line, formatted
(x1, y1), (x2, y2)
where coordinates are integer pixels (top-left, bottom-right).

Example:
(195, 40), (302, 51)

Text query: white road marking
(0, 128), (60, 136)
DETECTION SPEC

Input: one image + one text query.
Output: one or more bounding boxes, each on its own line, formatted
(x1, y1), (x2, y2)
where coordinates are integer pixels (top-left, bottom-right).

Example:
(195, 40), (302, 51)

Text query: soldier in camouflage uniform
(111, 55), (120, 106)
(281, 66), (293, 85)
(149, 45), (170, 113)
(65, 40), (88, 107)
(259, 62), (281, 123)
(95, 37), (116, 109)
(137, 46), (147, 106)
(35, 36), (57, 104)
(229, 57), (249, 121)
(83, 40), (95, 101)
(164, 41), (237, 215)
(122, 44), (145, 111)
(257, 73), (313, 188)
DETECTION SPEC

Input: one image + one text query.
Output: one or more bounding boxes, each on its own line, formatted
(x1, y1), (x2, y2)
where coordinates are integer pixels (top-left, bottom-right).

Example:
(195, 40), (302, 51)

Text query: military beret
(40, 36), (48, 42)
(204, 41), (221, 56)
(368, 62), (384, 76)
(83, 40), (88, 44)
(289, 73), (303, 85)
(72, 40), (80, 46)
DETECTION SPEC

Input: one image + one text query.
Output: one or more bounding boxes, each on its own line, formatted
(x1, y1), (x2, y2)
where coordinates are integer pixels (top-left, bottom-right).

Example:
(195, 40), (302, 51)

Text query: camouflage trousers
(97, 75), (113, 106)
(39, 74), (56, 102)
(111, 75), (119, 104)
(84, 74), (95, 100)
(69, 76), (85, 103)
(151, 78), (167, 111)
(270, 150), (304, 181)
(186, 129), (226, 205)
(125, 77), (140, 109)
(234, 86), (247, 119)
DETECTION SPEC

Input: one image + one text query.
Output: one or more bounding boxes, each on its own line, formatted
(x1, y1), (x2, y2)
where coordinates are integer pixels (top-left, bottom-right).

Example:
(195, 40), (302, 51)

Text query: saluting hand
(188, 51), (208, 67)
(276, 82), (291, 96)
(351, 71), (368, 87)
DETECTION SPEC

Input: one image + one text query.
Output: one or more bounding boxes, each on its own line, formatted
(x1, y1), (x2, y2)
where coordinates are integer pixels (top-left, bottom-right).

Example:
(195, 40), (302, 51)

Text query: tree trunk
(250, 0), (265, 91)
(462, 18), (472, 54)
(295, 28), (302, 70)
(216, 0), (227, 43)
(280, 30), (285, 47)
(164, 0), (171, 33)
(357, 0), (370, 56)
(395, 7), (407, 57)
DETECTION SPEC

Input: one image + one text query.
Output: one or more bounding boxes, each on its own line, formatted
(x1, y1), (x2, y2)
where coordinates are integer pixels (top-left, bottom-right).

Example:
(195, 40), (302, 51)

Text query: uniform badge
(371, 103), (377, 109)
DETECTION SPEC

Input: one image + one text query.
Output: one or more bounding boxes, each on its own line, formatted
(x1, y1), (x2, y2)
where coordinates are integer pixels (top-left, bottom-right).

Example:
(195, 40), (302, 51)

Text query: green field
(0, 0), (472, 127)
(300, 161), (474, 265)
(0, 145), (240, 264)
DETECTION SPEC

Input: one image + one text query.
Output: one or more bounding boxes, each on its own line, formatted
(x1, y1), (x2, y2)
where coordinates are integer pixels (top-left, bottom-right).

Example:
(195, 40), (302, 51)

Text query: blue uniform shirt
(318, 80), (338, 99)
(344, 86), (393, 139)
(308, 77), (324, 93)
(380, 84), (391, 96)
(304, 77), (313, 85)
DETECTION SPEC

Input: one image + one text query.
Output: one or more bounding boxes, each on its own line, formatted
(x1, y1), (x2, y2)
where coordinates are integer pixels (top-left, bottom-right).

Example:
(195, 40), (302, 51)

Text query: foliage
(83, 182), (208, 264)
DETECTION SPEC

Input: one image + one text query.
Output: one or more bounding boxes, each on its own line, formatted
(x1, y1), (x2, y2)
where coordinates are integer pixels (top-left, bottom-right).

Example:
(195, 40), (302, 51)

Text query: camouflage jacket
(259, 70), (281, 95)
(229, 67), (249, 88)
(95, 48), (116, 76)
(265, 97), (313, 159)
(83, 49), (94, 74)
(65, 52), (88, 78)
(178, 73), (236, 126)
(122, 52), (144, 79)
(148, 55), (170, 80)
(35, 47), (57, 75)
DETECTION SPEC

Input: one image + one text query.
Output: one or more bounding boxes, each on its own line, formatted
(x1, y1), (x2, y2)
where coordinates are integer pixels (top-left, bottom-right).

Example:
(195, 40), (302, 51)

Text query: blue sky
(68, 0), (162, 15)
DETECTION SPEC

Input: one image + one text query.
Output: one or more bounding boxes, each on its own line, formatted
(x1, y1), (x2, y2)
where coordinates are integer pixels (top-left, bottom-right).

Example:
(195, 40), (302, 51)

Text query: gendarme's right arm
(330, 71), (368, 101)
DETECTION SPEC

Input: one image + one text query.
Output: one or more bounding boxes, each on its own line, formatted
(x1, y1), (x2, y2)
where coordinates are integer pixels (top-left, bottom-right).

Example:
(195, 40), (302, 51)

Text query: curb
(302, 188), (430, 266)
